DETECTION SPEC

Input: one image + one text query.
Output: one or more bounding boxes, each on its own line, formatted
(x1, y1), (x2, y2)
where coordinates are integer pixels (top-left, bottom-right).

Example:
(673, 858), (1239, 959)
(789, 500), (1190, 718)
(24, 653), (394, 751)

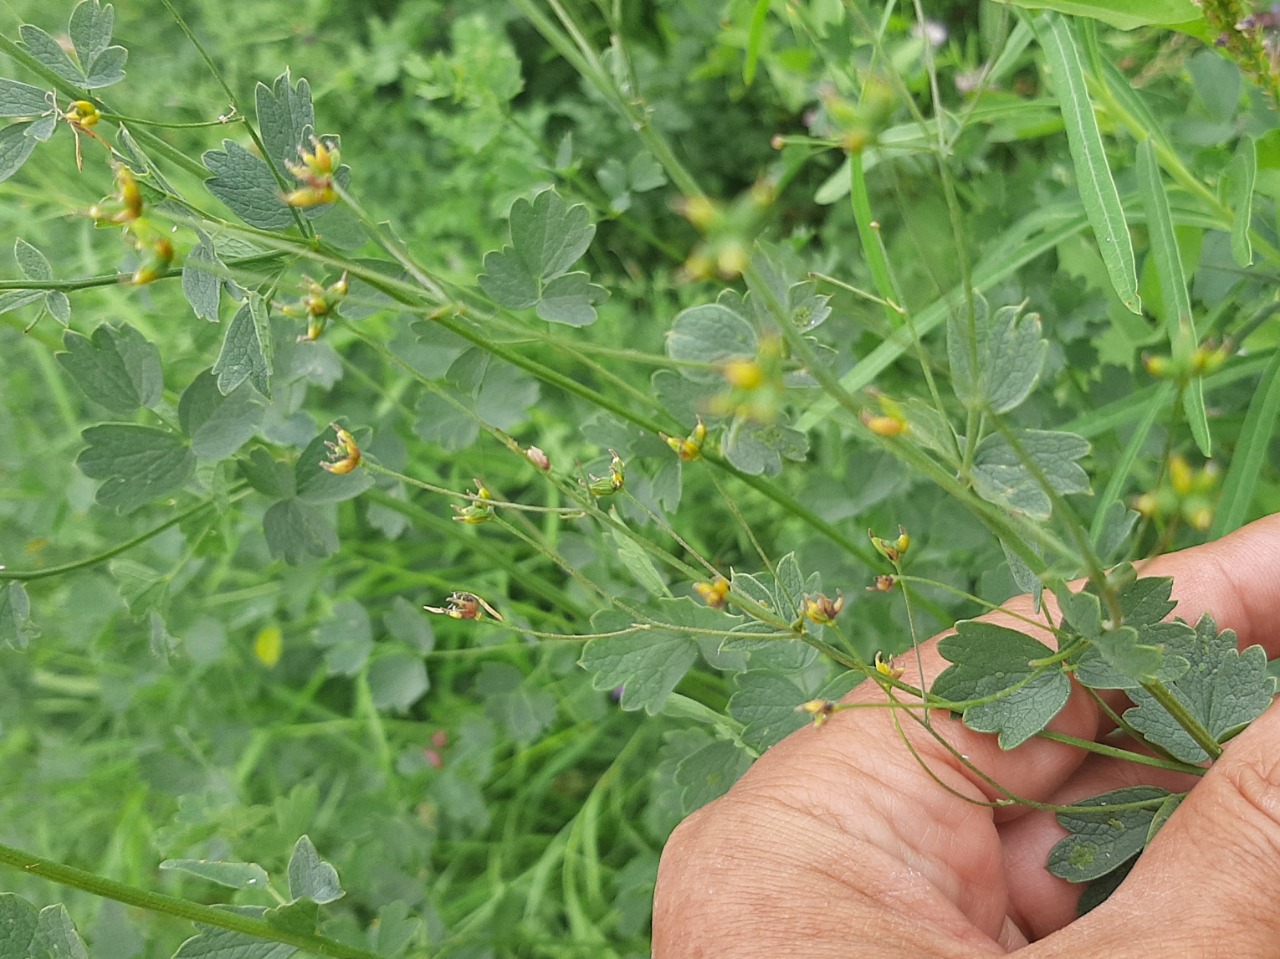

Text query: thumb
(1035, 700), (1280, 957)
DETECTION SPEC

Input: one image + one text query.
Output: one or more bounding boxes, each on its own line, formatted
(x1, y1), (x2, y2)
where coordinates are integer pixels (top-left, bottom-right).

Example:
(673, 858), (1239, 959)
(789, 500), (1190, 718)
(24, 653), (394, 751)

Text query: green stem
(1139, 678), (1223, 761)
(0, 842), (383, 959)
(1035, 729), (1205, 776)
(0, 496), (227, 582)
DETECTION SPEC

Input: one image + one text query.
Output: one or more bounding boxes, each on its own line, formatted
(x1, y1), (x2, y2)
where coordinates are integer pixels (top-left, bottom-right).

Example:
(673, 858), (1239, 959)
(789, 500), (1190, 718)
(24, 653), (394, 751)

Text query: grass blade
(1137, 137), (1209, 455)
(1227, 136), (1256, 268)
(743, 0), (771, 85)
(1089, 382), (1173, 545)
(1038, 13), (1141, 314)
(1210, 348), (1280, 537)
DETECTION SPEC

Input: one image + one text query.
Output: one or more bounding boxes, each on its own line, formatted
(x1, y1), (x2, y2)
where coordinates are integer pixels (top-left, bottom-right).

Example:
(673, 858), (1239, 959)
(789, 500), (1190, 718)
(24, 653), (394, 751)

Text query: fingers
(1026, 699), (1280, 957)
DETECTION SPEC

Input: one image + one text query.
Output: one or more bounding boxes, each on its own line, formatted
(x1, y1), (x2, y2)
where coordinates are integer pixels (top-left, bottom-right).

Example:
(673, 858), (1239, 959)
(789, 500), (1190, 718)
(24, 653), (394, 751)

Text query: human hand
(653, 515), (1280, 957)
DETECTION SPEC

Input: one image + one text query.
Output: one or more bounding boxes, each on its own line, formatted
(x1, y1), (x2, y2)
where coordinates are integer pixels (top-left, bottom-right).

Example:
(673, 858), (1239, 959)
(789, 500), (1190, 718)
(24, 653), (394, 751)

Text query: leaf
(68, 0), (126, 88)
(33, 903), (88, 959)
(256, 71), (315, 175)
(971, 428), (1090, 521)
(368, 651), (430, 713)
(295, 430), (373, 504)
(287, 836), (344, 904)
(57, 322), (163, 414)
(674, 740), (753, 813)
(18, 24), (83, 85)
(0, 582), (39, 650)
(666, 300), (758, 383)
(0, 78), (52, 117)
(1077, 623), (1188, 689)
(178, 370), (264, 460)
(203, 140), (295, 231)
(772, 552), (806, 625)
(159, 860), (271, 890)
(1124, 614), (1274, 763)
(509, 188), (595, 279)
(536, 271), (607, 326)
(580, 616), (698, 715)
(182, 234), (223, 322)
(1225, 136), (1256, 269)
(0, 122), (39, 182)
(44, 291), (70, 326)
(722, 417), (809, 477)
(1053, 582), (1102, 638)
(475, 662), (556, 743)
(14, 238), (49, 280)
(930, 621), (1071, 749)
(312, 600), (372, 675)
(1038, 14), (1140, 313)
(384, 596), (435, 652)
(109, 558), (167, 616)
(77, 424), (194, 514)
(1211, 348), (1280, 538)
(727, 668), (860, 750)
(213, 300), (271, 396)
(240, 448), (295, 499)
(610, 520), (669, 597)
(993, 0), (1200, 32)
(948, 295), (1048, 413)
(478, 247), (539, 309)
(1047, 785), (1172, 883)
(173, 906), (297, 959)
(263, 498), (338, 564)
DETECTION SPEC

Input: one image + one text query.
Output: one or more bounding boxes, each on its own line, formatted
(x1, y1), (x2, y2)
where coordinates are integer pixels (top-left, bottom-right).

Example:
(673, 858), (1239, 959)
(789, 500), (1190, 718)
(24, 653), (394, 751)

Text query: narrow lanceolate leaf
(1047, 786), (1171, 883)
(57, 323), (163, 414)
(931, 621), (1071, 748)
(0, 122), (38, 182)
(947, 294), (1048, 414)
(1039, 14), (1140, 314)
(1137, 138), (1209, 454)
(971, 428), (1091, 521)
(0, 582), (40, 650)
(1211, 348), (1280, 538)
(1225, 136), (1256, 268)
(580, 611), (698, 715)
(991, 0), (1200, 30)
(0, 78), (51, 117)
(213, 301), (271, 396)
(1124, 614), (1274, 763)
(77, 425), (195, 514)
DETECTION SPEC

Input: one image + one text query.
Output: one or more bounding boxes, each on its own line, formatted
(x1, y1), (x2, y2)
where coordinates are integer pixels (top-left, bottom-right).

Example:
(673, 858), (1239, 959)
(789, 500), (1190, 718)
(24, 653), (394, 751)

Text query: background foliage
(0, 0), (1277, 956)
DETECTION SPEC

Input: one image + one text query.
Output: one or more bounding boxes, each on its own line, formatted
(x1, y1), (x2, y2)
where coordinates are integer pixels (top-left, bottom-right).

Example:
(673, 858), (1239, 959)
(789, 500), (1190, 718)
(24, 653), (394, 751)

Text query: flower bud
(803, 592), (845, 625)
(794, 698), (836, 727)
(525, 445), (551, 471)
(694, 577), (730, 609)
(321, 422), (362, 474)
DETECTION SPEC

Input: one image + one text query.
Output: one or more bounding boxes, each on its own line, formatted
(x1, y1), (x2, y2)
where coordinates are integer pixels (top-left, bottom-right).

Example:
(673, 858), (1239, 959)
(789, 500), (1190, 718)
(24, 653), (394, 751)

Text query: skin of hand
(653, 515), (1280, 958)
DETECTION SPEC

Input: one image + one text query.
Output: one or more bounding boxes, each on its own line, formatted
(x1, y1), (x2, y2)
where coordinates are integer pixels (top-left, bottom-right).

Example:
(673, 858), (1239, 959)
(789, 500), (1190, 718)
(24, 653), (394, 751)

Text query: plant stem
(1139, 678), (1223, 761)
(0, 842), (382, 959)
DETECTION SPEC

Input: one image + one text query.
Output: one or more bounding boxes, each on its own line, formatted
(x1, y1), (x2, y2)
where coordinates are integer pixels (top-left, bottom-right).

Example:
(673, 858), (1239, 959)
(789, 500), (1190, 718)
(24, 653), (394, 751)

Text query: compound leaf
(77, 424), (194, 514)
(931, 621), (1070, 749)
(18, 24), (83, 86)
(287, 836), (343, 905)
(971, 429), (1090, 521)
(948, 295), (1048, 414)
(57, 322), (162, 414)
(69, 0), (126, 88)
(478, 247), (538, 309)
(1124, 614), (1273, 763)
(1047, 785), (1171, 883)
(580, 614), (698, 715)
(722, 417), (808, 477)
